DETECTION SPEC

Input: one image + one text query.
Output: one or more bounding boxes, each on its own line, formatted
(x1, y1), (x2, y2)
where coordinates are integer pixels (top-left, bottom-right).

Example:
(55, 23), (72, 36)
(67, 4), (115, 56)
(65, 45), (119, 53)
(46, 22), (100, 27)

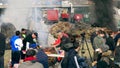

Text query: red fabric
(61, 13), (69, 18)
(53, 36), (61, 47)
(57, 57), (62, 62)
(24, 56), (36, 62)
(47, 10), (58, 21)
(53, 32), (69, 47)
(62, 33), (69, 38)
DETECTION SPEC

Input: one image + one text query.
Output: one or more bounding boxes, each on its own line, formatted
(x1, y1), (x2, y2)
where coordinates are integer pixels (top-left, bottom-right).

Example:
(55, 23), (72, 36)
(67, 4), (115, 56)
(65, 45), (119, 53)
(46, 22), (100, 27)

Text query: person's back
(18, 61), (43, 68)
(36, 48), (49, 68)
(10, 35), (20, 51)
(61, 48), (77, 68)
(10, 31), (23, 67)
(61, 43), (88, 68)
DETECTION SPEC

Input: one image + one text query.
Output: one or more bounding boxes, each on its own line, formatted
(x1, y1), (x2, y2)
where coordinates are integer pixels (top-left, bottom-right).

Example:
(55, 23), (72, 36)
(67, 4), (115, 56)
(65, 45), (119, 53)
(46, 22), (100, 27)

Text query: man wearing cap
(21, 32), (38, 60)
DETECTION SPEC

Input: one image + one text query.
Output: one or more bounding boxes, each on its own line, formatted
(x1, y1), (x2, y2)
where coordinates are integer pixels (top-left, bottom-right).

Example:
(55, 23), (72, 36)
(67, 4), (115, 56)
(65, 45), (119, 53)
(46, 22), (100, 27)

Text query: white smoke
(1, 0), (61, 47)
(1, 0), (32, 30)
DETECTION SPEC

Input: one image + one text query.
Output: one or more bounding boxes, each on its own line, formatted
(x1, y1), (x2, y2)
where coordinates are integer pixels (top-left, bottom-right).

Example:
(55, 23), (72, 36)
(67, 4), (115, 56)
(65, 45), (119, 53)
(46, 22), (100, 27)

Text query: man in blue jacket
(10, 31), (23, 67)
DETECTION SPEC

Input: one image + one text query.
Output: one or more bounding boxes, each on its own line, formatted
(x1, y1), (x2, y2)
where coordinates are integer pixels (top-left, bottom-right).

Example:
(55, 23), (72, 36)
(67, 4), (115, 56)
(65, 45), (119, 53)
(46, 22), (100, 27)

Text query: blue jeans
(0, 56), (4, 68)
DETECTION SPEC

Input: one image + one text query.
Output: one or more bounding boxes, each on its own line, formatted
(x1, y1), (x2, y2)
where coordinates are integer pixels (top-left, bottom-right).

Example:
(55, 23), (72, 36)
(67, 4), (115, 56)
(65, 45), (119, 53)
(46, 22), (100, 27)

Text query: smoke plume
(93, 0), (117, 31)
(1, 0), (32, 30)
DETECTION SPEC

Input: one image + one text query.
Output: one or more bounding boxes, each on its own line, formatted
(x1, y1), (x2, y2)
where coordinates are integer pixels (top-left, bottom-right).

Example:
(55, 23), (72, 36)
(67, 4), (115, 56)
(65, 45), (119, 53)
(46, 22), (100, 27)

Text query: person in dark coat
(36, 48), (49, 68)
(90, 30), (98, 50)
(0, 33), (6, 68)
(61, 34), (88, 68)
(61, 44), (87, 68)
(114, 29), (120, 46)
(21, 32), (38, 59)
(106, 31), (115, 52)
(114, 38), (120, 67)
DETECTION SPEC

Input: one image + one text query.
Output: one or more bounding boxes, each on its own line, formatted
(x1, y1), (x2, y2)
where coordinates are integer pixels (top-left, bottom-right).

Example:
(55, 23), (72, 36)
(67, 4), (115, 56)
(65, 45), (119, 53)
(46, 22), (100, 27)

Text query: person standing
(93, 30), (109, 61)
(0, 32), (6, 68)
(10, 31), (23, 67)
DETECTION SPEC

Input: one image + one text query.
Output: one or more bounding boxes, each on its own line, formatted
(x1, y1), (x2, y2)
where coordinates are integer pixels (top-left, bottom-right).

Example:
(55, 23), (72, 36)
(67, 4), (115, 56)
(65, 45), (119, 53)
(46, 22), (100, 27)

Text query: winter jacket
(114, 33), (120, 46)
(106, 36), (115, 51)
(36, 49), (49, 68)
(22, 34), (36, 50)
(0, 33), (6, 57)
(93, 36), (109, 52)
(10, 35), (22, 51)
(61, 49), (86, 68)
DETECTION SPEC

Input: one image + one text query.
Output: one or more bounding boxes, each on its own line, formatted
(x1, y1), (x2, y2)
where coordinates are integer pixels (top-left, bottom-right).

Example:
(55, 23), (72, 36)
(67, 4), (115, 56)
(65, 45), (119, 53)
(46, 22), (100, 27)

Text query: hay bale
(50, 22), (72, 36)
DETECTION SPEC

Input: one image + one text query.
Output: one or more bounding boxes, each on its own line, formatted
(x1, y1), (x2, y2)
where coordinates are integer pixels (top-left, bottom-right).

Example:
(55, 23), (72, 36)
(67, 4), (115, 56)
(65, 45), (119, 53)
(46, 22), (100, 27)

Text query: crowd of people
(1, 27), (120, 68)
(90, 28), (120, 68)
(0, 28), (49, 68)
